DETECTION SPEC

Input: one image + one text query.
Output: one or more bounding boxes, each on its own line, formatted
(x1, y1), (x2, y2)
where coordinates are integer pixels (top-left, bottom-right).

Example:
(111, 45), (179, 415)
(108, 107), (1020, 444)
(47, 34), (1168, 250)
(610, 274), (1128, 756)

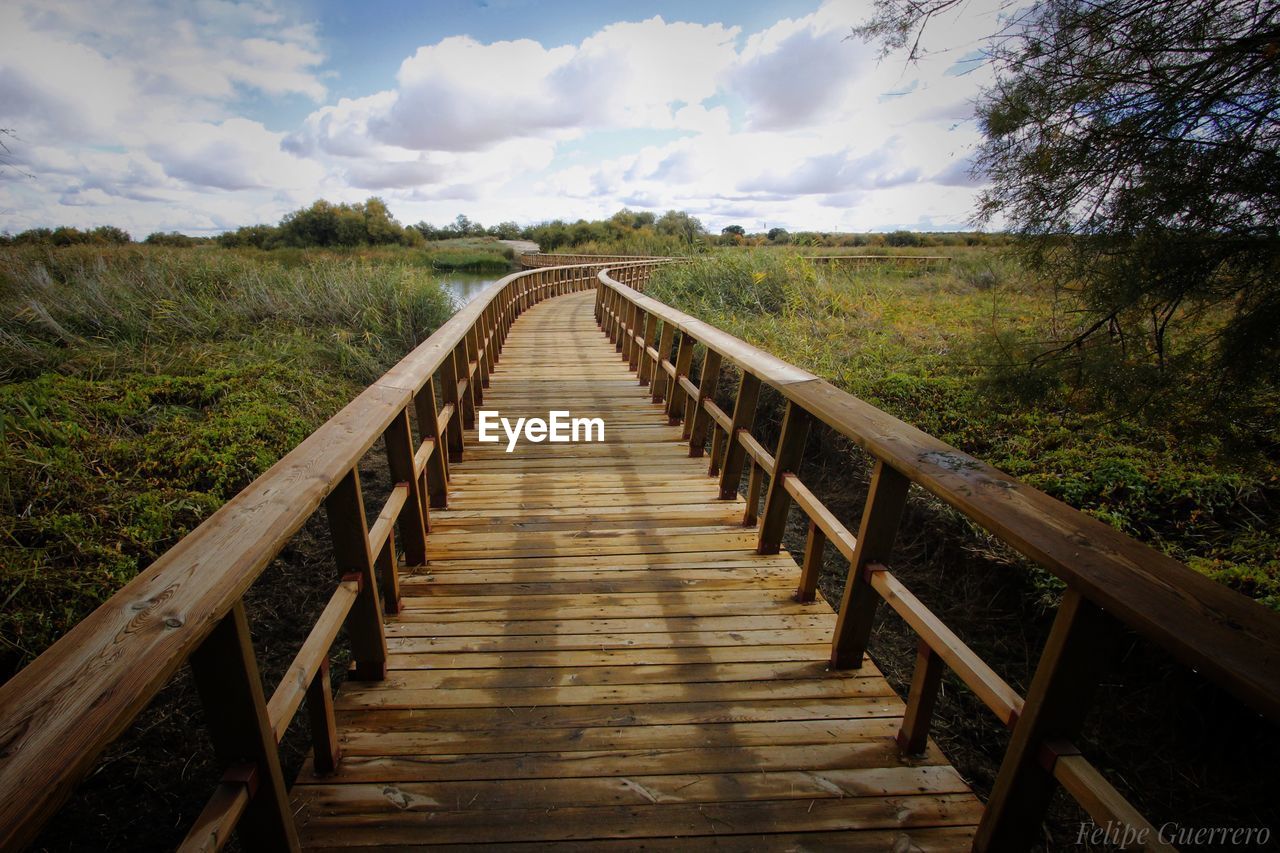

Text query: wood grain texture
(290, 290), (980, 849)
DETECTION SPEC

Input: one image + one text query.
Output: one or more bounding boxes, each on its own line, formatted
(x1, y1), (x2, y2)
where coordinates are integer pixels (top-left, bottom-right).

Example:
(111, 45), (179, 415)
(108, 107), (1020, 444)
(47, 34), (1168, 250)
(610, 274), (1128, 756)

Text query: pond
(438, 271), (508, 308)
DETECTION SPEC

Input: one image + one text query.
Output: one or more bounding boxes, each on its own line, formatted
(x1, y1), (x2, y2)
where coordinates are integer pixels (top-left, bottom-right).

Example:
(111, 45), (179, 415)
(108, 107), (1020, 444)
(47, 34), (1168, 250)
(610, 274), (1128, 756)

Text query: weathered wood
(796, 517), (826, 603)
(756, 402), (813, 555)
(975, 590), (1116, 851)
(324, 469), (387, 681)
(897, 639), (945, 756)
(718, 372), (762, 499)
(686, 349), (722, 454)
(743, 461), (762, 526)
(598, 272), (1280, 719)
(189, 603), (299, 851)
(266, 578), (359, 742)
(177, 766), (254, 853)
(652, 323), (675, 403)
(784, 473), (858, 560)
(830, 460), (909, 670)
(665, 331), (696, 425)
(383, 408), (429, 565)
(306, 658), (340, 775)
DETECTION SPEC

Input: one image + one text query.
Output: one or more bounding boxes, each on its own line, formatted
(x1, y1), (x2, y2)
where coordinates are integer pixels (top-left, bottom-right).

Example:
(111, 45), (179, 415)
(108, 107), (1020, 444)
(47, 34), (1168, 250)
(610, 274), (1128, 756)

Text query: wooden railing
(0, 260), (667, 852)
(520, 251), (669, 268)
(595, 266), (1280, 852)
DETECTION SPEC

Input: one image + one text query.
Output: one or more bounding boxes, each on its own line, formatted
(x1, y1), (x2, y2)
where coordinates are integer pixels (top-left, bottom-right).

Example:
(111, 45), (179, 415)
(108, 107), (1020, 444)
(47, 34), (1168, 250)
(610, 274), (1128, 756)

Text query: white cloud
(0, 0), (1006, 236)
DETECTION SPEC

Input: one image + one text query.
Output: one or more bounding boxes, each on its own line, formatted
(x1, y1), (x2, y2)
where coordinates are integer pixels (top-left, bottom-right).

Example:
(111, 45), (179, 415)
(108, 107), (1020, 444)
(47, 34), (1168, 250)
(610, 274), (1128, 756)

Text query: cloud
(0, 0), (1006, 236)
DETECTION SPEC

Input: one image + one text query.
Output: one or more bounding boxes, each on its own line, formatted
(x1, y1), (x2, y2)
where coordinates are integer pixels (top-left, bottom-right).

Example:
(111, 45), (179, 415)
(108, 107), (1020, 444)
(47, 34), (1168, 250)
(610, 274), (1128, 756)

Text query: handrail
(0, 259), (666, 851)
(595, 264), (1280, 850)
(595, 271), (1280, 716)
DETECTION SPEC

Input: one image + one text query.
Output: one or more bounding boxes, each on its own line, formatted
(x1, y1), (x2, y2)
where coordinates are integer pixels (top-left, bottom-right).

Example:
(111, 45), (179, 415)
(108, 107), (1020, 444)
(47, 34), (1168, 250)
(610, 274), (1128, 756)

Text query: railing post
(830, 459), (910, 668)
(324, 468), (387, 681)
(743, 461), (762, 526)
(189, 602), (300, 851)
(708, 426), (725, 477)
(467, 323), (487, 400)
(897, 639), (944, 755)
(652, 323), (676, 404)
(383, 407), (428, 567)
(638, 313), (659, 387)
(666, 332), (696, 425)
(306, 657), (340, 774)
(795, 517), (826, 602)
(628, 308), (646, 372)
(756, 402), (812, 554)
(438, 357), (465, 463)
(718, 373), (761, 498)
(414, 379), (449, 507)
(455, 341), (476, 430)
(686, 349), (722, 452)
(975, 590), (1116, 851)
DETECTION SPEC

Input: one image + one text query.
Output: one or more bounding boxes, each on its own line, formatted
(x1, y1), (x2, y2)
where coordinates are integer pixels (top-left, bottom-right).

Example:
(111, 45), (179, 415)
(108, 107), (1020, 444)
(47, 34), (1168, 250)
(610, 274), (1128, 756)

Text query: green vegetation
(647, 252), (1280, 609)
(0, 246), (454, 677)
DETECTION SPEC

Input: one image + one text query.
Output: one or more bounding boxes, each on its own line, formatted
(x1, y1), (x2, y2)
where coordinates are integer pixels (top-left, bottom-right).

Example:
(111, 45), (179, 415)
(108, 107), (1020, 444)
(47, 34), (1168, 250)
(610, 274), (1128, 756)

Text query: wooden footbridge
(1, 258), (1278, 851)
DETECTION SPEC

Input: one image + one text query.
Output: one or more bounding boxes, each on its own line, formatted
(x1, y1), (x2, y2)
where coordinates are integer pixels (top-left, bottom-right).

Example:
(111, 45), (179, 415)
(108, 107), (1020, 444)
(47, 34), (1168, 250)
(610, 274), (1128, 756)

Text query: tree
(855, 0), (1280, 394)
(655, 210), (706, 244)
(766, 227), (791, 244)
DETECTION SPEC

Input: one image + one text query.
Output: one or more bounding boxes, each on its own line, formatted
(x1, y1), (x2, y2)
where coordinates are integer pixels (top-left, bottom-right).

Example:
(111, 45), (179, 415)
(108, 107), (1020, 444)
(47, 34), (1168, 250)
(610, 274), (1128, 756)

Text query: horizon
(0, 0), (1001, 237)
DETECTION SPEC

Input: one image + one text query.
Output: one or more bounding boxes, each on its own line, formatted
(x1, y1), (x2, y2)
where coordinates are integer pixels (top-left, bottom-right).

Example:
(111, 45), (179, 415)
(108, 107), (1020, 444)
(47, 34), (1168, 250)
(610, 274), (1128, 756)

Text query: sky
(0, 0), (1004, 237)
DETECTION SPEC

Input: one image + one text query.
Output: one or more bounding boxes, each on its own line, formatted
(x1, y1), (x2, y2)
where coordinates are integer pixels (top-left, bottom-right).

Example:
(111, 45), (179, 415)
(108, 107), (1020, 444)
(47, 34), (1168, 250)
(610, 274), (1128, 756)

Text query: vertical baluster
(756, 402), (813, 554)
(638, 313), (659, 387)
(743, 461), (762, 526)
(830, 459), (909, 669)
(324, 468), (387, 681)
(897, 639), (945, 755)
(685, 349), (722, 451)
(306, 657), (340, 774)
(414, 377), (449, 507)
(666, 332), (696, 425)
(708, 426), (725, 477)
(469, 322), (488, 397)
(375, 535), (400, 615)
(718, 373), (762, 499)
(383, 407), (428, 569)
(652, 323), (676, 404)
(628, 308), (646, 372)
(975, 590), (1116, 851)
(189, 602), (300, 851)
(438, 355), (465, 463)
(454, 341), (476, 430)
(795, 517), (826, 602)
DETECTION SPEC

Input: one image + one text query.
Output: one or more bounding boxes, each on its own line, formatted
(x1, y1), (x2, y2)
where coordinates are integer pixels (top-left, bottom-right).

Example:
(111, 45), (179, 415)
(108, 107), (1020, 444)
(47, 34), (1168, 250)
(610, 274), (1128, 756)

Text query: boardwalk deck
(289, 291), (982, 849)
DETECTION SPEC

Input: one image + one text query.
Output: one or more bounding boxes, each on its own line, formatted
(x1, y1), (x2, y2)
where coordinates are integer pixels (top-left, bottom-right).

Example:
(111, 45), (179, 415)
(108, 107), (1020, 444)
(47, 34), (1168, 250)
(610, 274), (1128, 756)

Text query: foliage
(646, 251), (1280, 610)
(855, 0), (1280, 406)
(0, 246), (454, 675)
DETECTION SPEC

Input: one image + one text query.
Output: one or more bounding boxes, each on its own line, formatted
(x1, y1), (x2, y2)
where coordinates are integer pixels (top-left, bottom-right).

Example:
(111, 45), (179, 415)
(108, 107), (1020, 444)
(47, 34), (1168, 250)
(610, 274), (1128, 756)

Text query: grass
(0, 245), (454, 677)
(646, 250), (1280, 609)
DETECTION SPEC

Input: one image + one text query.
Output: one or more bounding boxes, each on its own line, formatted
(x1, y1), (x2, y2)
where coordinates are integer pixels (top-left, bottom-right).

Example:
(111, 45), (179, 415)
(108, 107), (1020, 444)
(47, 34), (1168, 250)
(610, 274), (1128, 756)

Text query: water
(439, 272), (506, 308)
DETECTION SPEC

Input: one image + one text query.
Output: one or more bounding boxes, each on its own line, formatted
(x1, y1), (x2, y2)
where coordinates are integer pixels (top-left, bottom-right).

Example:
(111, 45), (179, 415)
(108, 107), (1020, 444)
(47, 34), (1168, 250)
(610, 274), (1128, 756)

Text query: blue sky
(0, 0), (1002, 236)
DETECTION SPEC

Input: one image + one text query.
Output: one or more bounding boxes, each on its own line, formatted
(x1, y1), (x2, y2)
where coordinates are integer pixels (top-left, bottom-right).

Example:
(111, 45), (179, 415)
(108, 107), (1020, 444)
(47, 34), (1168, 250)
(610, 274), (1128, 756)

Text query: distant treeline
(1, 197), (1011, 252)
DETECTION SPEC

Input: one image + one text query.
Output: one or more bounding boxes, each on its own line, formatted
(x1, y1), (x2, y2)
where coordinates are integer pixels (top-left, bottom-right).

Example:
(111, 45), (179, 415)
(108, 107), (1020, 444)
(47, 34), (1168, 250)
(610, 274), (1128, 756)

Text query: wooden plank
(189, 603), (300, 851)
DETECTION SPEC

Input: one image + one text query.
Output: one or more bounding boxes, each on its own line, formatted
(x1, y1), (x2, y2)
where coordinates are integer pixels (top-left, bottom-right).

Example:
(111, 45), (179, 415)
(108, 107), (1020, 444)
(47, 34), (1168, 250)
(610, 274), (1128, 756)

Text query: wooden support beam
(438, 357), (465, 464)
(324, 468), (387, 681)
(975, 590), (1117, 851)
(718, 373), (762, 500)
(708, 425), (725, 477)
(795, 517), (826, 603)
(188, 602), (299, 851)
(897, 639), (945, 755)
(652, 323), (676, 403)
(383, 409), (428, 565)
(756, 402), (813, 555)
(178, 765), (255, 853)
(830, 460), (909, 669)
(686, 349), (723, 455)
(455, 341), (476, 430)
(413, 381), (449, 505)
(306, 658), (339, 775)
(743, 461), (762, 527)
(638, 312), (659, 386)
(666, 332), (696, 426)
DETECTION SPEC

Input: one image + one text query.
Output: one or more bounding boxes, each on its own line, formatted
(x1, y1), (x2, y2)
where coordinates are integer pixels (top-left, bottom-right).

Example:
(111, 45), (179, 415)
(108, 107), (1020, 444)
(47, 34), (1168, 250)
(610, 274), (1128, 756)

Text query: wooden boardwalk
(289, 291), (982, 849)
